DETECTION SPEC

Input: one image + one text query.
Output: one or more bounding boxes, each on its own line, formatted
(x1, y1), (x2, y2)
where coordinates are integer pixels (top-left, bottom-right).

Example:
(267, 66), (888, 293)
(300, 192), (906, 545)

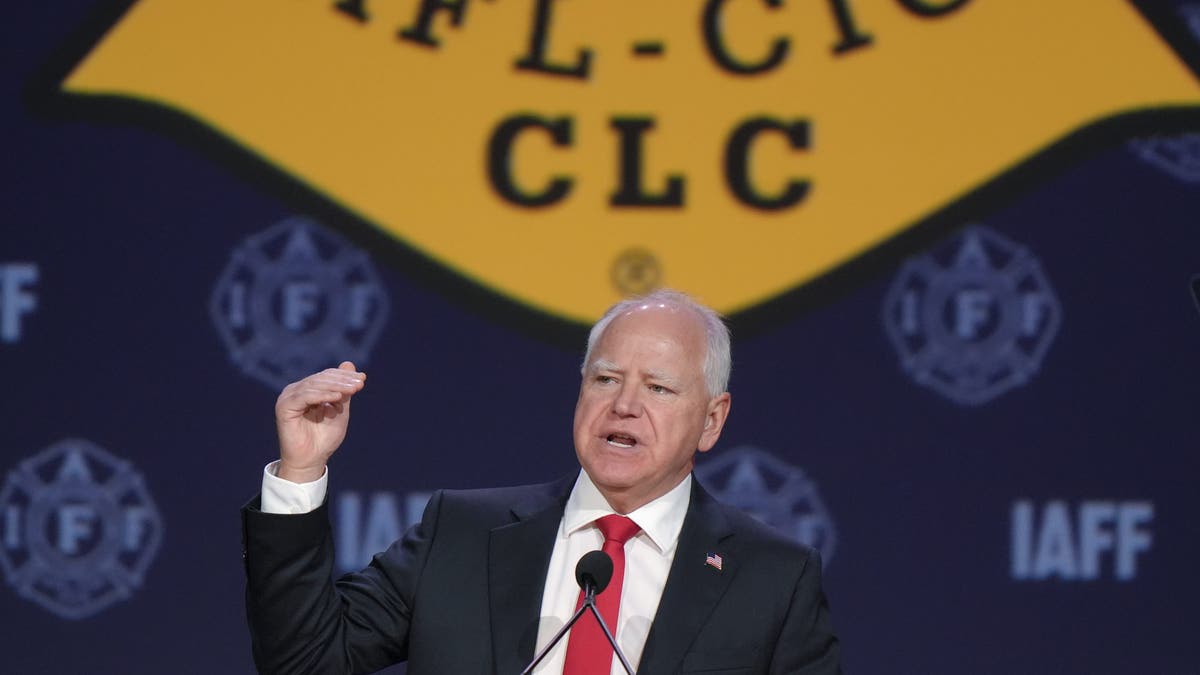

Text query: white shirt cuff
(260, 460), (328, 514)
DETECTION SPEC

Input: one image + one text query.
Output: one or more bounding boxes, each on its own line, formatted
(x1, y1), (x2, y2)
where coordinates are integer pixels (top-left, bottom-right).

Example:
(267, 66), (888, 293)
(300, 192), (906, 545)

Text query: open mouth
(606, 434), (638, 449)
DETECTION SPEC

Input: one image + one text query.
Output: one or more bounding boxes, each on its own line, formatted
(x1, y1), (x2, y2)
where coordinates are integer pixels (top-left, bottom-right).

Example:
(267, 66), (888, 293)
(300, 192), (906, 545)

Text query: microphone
(1192, 274), (1200, 316)
(519, 551), (634, 675)
(576, 550), (613, 596)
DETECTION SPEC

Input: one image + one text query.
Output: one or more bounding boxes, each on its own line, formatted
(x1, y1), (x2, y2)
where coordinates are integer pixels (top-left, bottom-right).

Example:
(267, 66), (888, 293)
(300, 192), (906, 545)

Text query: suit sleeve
(242, 490), (445, 675)
(769, 549), (842, 674)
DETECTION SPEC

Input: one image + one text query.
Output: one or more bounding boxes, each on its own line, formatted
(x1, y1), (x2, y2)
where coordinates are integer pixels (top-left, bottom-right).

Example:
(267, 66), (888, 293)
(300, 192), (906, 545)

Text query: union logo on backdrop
(1129, 132), (1200, 183)
(210, 216), (390, 389)
(57, 1), (1200, 323)
(882, 225), (1061, 405)
(0, 439), (163, 619)
(1010, 499), (1154, 582)
(695, 445), (836, 565)
(1128, 4), (1200, 183)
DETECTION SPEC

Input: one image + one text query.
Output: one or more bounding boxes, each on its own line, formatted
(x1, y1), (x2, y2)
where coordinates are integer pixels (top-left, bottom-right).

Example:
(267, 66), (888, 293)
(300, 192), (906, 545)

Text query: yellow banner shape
(63, 0), (1200, 322)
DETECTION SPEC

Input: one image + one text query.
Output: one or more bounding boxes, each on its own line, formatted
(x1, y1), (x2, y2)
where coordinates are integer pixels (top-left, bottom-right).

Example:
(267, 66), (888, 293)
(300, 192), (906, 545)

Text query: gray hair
(582, 289), (731, 397)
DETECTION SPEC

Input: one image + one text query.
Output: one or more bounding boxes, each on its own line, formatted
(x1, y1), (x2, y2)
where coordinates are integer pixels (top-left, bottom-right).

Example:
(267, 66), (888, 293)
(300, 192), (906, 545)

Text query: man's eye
(595, 375), (615, 384)
(649, 384), (671, 394)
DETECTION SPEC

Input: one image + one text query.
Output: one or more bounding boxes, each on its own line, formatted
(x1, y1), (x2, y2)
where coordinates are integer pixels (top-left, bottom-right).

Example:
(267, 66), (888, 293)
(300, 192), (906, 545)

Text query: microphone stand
(520, 581), (635, 675)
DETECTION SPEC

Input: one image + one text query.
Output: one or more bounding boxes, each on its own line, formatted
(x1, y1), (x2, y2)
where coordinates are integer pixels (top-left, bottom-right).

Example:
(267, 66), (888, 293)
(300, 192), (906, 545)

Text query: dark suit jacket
(242, 475), (841, 674)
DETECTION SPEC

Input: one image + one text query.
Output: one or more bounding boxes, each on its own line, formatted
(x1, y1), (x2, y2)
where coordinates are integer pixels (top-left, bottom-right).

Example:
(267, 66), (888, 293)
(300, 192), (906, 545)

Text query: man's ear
(697, 392), (732, 453)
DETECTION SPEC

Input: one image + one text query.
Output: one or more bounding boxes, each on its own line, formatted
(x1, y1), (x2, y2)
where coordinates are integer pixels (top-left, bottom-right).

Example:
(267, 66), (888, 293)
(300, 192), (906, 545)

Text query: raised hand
(274, 361), (366, 483)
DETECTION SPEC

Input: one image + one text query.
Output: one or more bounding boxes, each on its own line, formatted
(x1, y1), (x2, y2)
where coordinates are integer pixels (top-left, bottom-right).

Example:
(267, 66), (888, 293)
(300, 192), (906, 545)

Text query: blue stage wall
(2, 2), (1199, 673)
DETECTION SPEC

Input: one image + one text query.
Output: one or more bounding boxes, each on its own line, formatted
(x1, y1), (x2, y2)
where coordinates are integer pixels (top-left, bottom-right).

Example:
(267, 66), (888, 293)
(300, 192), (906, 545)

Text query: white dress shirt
(532, 470), (690, 674)
(260, 461), (327, 514)
(259, 463), (692, 675)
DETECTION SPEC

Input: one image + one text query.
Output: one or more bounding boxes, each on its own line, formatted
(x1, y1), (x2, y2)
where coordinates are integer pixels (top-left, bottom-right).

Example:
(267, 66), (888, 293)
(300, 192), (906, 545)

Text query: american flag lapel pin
(705, 552), (723, 571)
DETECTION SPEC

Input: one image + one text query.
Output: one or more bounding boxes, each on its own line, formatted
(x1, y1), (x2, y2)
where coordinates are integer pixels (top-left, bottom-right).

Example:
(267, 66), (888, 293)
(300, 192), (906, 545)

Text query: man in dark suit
(243, 290), (841, 674)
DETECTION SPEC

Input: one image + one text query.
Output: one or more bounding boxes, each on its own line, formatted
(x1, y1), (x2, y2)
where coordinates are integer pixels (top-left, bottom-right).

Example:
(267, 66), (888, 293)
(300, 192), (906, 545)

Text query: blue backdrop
(2, 1), (1199, 673)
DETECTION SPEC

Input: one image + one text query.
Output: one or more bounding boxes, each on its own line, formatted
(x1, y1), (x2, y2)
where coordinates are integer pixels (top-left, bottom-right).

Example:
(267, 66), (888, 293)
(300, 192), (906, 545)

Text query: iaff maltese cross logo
(1129, 132), (1200, 183)
(211, 216), (390, 390)
(1126, 5), (1200, 184)
(883, 225), (1061, 406)
(0, 439), (163, 620)
(695, 446), (836, 565)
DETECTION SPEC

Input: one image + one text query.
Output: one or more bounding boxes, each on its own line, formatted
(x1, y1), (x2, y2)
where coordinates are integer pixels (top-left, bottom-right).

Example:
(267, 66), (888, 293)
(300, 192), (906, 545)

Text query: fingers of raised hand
(301, 399), (347, 423)
(277, 368), (366, 413)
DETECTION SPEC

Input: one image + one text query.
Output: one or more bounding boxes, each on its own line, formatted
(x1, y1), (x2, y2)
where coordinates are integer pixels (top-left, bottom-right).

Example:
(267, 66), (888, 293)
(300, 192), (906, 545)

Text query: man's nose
(612, 382), (643, 417)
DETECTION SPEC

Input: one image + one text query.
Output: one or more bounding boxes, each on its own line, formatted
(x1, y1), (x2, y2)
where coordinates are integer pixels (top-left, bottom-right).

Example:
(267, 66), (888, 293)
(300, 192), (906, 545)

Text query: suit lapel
(637, 479), (737, 674)
(488, 478), (573, 675)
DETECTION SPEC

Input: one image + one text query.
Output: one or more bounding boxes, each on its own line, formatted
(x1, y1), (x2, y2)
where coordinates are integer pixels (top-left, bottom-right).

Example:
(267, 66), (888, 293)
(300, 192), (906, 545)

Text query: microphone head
(575, 550), (614, 594)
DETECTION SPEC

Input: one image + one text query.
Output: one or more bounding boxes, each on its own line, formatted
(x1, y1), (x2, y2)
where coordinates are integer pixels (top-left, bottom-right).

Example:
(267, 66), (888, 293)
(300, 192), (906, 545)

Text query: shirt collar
(562, 469), (692, 556)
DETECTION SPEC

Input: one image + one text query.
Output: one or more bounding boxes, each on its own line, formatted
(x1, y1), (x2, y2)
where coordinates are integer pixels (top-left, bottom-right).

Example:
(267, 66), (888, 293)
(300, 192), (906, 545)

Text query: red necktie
(563, 514), (642, 674)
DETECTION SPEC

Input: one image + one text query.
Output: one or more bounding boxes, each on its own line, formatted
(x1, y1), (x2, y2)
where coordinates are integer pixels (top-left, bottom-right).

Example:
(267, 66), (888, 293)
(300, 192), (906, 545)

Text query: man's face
(573, 304), (731, 513)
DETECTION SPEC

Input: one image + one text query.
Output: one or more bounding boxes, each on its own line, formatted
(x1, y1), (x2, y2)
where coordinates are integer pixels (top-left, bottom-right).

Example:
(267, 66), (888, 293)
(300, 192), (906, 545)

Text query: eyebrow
(643, 370), (683, 388)
(586, 359), (685, 389)
(587, 358), (621, 374)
